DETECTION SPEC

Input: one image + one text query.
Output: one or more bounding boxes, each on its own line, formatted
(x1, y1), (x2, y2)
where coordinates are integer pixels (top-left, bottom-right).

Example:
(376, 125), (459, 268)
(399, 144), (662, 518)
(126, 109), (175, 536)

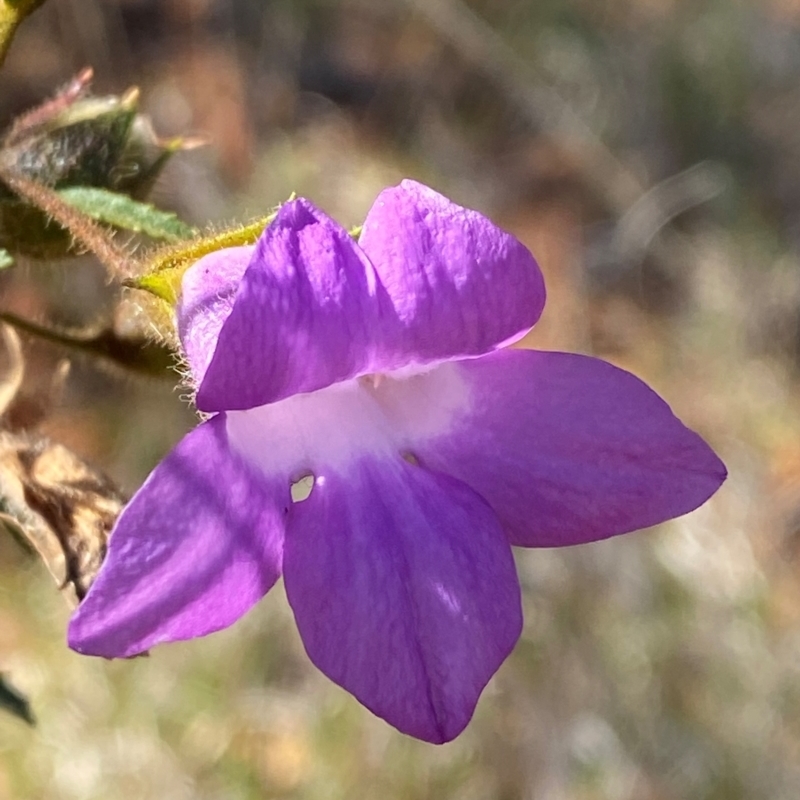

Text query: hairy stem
(0, 0), (48, 67)
(0, 168), (133, 279)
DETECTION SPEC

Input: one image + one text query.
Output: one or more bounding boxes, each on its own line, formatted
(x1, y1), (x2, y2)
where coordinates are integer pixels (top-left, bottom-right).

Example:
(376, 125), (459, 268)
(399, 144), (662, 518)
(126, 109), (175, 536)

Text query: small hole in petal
(358, 373), (384, 390)
(291, 473), (315, 503)
(402, 452), (420, 466)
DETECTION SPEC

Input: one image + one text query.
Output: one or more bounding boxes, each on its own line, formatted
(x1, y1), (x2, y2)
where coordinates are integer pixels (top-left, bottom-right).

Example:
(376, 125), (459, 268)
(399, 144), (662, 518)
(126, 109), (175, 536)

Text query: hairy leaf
(58, 186), (195, 241)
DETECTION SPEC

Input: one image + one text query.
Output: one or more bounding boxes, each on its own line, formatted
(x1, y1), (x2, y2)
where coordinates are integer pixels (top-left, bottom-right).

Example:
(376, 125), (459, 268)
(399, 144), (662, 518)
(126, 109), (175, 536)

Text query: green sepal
(129, 212), (280, 306)
(131, 269), (183, 305)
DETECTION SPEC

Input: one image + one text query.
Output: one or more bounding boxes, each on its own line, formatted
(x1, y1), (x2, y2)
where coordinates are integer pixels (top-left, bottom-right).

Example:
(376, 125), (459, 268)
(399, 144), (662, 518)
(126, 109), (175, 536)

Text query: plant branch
(0, 0), (48, 68)
(0, 311), (176, 378)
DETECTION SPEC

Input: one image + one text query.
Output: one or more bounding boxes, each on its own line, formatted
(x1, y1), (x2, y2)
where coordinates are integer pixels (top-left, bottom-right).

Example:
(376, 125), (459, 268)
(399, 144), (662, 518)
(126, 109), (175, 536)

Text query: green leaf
(57, 187), (195, 242)
(0, 674), (34, 726)
(0, 248), (12, 269)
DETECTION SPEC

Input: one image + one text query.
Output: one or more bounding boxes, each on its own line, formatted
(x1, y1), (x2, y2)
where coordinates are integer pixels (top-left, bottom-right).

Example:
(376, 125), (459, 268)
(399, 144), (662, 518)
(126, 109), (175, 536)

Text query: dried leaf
(0, 323), (23, 417)
(0, 431), (124, 604)
(0, 257), (123, 610)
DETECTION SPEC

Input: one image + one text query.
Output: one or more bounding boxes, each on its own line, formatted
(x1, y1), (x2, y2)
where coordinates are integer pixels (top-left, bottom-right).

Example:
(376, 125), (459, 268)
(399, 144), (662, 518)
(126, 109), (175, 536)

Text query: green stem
(0, 0), (48, 68)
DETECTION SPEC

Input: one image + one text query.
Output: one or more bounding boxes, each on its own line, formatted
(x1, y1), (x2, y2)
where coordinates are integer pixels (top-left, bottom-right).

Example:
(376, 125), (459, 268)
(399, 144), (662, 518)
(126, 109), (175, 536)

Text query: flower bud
(0, 72), (197, 258)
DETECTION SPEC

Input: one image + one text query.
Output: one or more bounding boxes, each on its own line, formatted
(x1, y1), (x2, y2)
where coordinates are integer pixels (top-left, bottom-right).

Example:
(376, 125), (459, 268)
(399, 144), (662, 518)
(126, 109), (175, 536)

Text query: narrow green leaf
(0, 674), (34, 726)
(0, 249), (12, 269)
(57, 187), (196, 241)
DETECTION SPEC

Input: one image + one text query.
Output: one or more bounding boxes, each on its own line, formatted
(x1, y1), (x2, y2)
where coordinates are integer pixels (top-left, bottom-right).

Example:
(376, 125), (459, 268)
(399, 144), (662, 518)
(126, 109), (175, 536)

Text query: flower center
(225, 361), (469, 498)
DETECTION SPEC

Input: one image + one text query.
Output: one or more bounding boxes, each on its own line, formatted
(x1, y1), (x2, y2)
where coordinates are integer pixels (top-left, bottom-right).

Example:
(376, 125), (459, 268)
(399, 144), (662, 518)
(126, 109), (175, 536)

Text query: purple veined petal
(379, 349), (727, 547)
(180, 182), (546, 414)
(282, 455), (522, 744)
(190, 199), (397, 412)
(358, 179), (546, 362)
(178, 244), (255, 391)
(68, 414), (289, 659)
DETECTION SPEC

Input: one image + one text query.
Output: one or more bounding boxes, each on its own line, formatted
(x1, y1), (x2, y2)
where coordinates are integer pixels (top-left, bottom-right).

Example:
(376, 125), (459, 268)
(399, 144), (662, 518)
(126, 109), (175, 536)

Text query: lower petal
(404, 349), (727, 547)
(283, 456), (522, 744)
(68, 415), (289, 658)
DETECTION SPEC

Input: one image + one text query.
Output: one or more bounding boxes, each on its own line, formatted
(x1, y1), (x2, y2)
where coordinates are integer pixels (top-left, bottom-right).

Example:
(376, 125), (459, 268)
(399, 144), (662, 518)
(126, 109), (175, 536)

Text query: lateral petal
(404, 349), (726, 547)
(68, 415), (289, 658)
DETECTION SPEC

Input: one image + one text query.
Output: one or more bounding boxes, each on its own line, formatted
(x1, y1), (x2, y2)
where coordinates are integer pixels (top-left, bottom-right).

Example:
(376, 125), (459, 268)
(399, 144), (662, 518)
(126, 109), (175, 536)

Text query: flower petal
(180, 182), (546, 413)
(178, 245), (254, 391)
(282, 456), (522, 744)
(191, 199), (395, 412)
(393, 349), (727, 547)
(68, 415), (289, 658)
(358, 180), (546, 361)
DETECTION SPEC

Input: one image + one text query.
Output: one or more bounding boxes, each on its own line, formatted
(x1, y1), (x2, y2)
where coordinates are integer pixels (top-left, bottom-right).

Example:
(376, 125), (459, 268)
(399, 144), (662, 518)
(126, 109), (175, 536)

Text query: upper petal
(191, 199), (395, 412)
(68, 415), (289, 658)
(180, 182), (546, 413)
(385, 349), (727, 547)
(358, 180), (546, 361)
(178, 244), (254, 389)
(282, 455), (522, 744)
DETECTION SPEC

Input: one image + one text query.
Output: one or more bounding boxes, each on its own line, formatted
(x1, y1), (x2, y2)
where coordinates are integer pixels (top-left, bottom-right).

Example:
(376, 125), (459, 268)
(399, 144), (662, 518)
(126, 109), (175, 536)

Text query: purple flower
(68, 180), (726, 743)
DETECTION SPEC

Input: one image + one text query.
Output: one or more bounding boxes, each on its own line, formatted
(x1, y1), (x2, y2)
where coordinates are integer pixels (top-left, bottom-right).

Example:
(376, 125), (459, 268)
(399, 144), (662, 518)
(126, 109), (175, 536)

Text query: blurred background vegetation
(0, 0), (798, 797)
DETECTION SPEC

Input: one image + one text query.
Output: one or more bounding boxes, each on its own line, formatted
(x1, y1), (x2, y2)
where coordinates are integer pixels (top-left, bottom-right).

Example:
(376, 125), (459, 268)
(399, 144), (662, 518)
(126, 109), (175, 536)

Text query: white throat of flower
(225, 361), (470, 497)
